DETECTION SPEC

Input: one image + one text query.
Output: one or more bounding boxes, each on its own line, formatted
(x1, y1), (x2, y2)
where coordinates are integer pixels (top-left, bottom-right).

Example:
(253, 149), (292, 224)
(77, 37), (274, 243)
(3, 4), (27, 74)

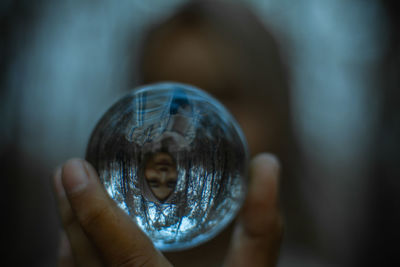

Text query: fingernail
(253, 153), (280, 174)
(63, 159), (89, 193)
(54, 166), (66, 198)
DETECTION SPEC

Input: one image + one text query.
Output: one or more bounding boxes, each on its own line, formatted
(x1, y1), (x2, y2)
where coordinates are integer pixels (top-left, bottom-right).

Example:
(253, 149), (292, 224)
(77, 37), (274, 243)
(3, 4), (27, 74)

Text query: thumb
(61, 159), (171, 267)
(224, 153), (283, 267)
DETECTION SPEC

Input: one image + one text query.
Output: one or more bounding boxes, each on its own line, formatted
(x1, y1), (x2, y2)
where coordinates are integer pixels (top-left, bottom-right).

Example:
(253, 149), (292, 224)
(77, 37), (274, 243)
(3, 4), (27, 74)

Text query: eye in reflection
(144, 152), (178, 201)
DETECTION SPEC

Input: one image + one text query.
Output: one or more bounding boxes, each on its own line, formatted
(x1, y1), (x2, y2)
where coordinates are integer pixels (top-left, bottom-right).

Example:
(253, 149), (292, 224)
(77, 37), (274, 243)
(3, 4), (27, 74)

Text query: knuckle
(115, 253), (154, 267)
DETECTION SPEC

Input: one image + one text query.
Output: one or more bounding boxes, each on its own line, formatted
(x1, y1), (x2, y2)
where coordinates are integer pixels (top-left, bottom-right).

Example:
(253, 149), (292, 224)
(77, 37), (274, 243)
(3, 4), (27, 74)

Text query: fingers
(243, 153), (281, 235)
(53, 165), (104, 267)
(56, 159), (171, 267)
(57, 231), (75, 267)
(224, 153), (283, 267)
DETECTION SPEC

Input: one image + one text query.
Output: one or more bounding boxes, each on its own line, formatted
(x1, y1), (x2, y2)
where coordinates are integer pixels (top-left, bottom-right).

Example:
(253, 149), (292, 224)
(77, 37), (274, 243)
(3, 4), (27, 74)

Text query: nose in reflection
(144, 152), (178, 201)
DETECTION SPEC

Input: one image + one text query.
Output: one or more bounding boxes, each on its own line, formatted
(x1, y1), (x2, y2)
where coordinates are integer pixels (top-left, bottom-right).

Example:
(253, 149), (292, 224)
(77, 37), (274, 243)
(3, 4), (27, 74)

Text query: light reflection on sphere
(86, 82), (248, 251)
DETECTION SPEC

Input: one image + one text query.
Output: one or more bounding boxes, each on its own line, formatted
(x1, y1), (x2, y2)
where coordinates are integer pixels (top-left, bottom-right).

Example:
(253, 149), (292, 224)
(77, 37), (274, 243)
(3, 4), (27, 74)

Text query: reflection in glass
(86, 83), (248, 251)
(144, 152), (177, 202)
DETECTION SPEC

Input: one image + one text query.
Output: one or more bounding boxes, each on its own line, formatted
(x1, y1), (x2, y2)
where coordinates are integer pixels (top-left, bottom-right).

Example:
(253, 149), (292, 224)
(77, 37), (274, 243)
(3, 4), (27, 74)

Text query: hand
(52, 153), (283, 266)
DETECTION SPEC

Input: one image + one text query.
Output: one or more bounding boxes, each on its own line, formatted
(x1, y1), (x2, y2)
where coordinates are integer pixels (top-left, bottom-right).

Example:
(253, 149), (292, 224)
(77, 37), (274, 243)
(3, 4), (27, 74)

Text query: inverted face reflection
(144, 152), (178, 201)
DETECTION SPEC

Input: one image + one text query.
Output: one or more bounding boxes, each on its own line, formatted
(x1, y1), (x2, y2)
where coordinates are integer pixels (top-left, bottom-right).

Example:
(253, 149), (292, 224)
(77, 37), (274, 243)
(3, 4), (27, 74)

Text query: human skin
(53, 2), (288, 265)
(140, 21), (291, 157)
(144, 152), (178, 201)
(53, 153), (282, 266)
(53, 31), (286, 267)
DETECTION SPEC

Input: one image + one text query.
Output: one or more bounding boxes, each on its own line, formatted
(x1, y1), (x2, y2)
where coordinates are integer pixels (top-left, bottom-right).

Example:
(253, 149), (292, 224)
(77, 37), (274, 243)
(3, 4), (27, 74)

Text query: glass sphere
(86, 82), (249, 251)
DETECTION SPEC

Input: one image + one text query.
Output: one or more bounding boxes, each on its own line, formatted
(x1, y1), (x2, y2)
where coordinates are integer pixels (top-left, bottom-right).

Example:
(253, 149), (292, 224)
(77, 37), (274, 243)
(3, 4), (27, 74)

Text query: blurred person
(137, 1), (312, 265)
(53, 0), (310, 266)
(139, 1), (291, 157)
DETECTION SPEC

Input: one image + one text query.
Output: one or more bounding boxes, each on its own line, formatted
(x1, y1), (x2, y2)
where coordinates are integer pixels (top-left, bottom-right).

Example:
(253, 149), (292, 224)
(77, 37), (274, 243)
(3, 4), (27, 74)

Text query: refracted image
(86, 83), (248, 251)
(143, 151), (178, 202)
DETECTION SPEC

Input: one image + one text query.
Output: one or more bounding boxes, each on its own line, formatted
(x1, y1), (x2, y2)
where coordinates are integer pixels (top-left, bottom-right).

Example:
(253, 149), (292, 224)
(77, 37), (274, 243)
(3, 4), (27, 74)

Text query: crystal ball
(86, 82), (249, 251)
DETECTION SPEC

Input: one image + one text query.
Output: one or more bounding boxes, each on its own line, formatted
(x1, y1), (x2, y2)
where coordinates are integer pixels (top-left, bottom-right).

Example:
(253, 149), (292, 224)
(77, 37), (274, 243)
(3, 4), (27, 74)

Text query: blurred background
(2, 0), (399, 266)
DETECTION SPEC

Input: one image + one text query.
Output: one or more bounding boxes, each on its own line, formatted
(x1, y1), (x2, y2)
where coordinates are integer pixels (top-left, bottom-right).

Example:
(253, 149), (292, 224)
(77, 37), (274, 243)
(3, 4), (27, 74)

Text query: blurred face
(144, 152), (178, 201)
(142, 29), (285, 155)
